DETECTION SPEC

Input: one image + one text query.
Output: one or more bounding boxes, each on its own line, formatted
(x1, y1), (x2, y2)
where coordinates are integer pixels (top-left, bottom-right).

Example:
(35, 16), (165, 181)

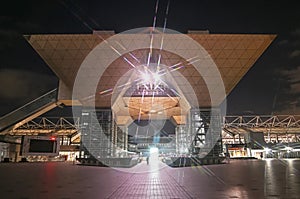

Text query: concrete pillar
(8, 144), (21, 162)
(0, 143), (9, 161)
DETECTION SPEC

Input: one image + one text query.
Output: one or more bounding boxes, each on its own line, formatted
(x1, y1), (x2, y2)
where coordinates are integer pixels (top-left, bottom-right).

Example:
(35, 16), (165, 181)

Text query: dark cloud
(0, 69), (57, 116)
(277, 39), (289, 46)
(291, 28), (300, 37)
(267, 26), (300, 113)
(273, 65), (300, 113)
(0, 69), (57, 99)
(285, 66), (300, 93)
(288, 28), (300, 47)
(290, 50), (300, 58)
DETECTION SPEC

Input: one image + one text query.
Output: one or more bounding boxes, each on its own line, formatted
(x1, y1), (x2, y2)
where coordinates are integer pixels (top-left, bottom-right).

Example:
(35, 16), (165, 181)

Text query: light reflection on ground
(1, 159), (300, 198)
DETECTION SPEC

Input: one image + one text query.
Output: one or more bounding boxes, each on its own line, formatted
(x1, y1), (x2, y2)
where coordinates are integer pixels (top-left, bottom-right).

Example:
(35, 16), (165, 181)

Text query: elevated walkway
(223, 115), (300, 134)
(0, 89), (60, 136)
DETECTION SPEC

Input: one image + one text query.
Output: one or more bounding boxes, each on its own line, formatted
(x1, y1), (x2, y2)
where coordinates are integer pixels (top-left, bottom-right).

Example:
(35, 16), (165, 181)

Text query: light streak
(157, 85), (178, 103)
(152, 91), (155, 104)
(61, 0), (139, 70)
(99, 88), (113, 95)
(156, 0), (171, 73)
(97, 55), (201, 98)
(147, 0), (160, 66)
(138, 107), (142, 122)
(170, 65), (185, 72)
(171, 88), (181, 96)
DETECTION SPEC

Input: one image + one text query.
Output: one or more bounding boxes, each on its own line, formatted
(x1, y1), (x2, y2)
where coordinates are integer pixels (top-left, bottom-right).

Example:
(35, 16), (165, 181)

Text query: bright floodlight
(264, 147), (271, 154)
(179, 147), (189, 154)
(142, 72), (150, 82)
(141, 71), (160, 85)
(153, 72), (160, 82)
(150, 147), (159, 154)
(285, 146), (293, 151)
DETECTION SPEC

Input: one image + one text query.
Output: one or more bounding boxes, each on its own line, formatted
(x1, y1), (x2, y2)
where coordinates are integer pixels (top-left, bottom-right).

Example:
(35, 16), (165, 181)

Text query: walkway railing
(223, 115), (300, 134)
(10, 117), (80, 136)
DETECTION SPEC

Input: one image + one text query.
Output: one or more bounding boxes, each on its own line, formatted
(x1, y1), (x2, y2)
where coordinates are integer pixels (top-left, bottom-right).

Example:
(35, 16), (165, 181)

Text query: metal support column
(175, 125), (189, 154)
(111, 116), (117, 157)
(118, 125), (128, 151)
(190, 108), (222, 158)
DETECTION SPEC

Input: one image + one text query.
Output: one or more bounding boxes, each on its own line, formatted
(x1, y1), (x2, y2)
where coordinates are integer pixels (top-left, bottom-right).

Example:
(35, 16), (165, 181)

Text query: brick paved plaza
(1, 159), (300, 198)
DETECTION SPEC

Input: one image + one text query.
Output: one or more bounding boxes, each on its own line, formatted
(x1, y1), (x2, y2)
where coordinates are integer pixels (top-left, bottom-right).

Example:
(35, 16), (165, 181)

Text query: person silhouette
(146, 155), (149, 165)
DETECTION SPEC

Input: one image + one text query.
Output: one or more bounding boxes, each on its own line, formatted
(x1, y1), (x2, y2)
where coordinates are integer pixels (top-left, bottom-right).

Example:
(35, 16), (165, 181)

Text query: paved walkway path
(107, 162), (193, 198)
(1, 159), (300, 198)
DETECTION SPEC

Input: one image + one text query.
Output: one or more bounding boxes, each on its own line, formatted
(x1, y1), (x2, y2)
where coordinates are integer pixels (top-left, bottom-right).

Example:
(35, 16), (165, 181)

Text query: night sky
(1, 0), (300, 117)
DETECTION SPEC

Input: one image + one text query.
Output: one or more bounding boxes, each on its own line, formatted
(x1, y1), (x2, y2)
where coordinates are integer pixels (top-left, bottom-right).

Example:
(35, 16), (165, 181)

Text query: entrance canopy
(26, 29), (275, 124)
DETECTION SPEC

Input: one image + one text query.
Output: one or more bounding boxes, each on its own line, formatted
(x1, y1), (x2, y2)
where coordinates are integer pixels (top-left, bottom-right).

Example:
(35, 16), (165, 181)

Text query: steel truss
(7, 114), (300, 153)
(223, 115), (300, 144)
(8, 117), (80, 136)
(224, 115), (300, 133)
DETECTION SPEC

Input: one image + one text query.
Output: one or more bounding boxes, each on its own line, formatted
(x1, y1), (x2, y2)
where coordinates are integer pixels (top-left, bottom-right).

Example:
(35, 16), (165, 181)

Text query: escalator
(0, 89), (60, 135)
